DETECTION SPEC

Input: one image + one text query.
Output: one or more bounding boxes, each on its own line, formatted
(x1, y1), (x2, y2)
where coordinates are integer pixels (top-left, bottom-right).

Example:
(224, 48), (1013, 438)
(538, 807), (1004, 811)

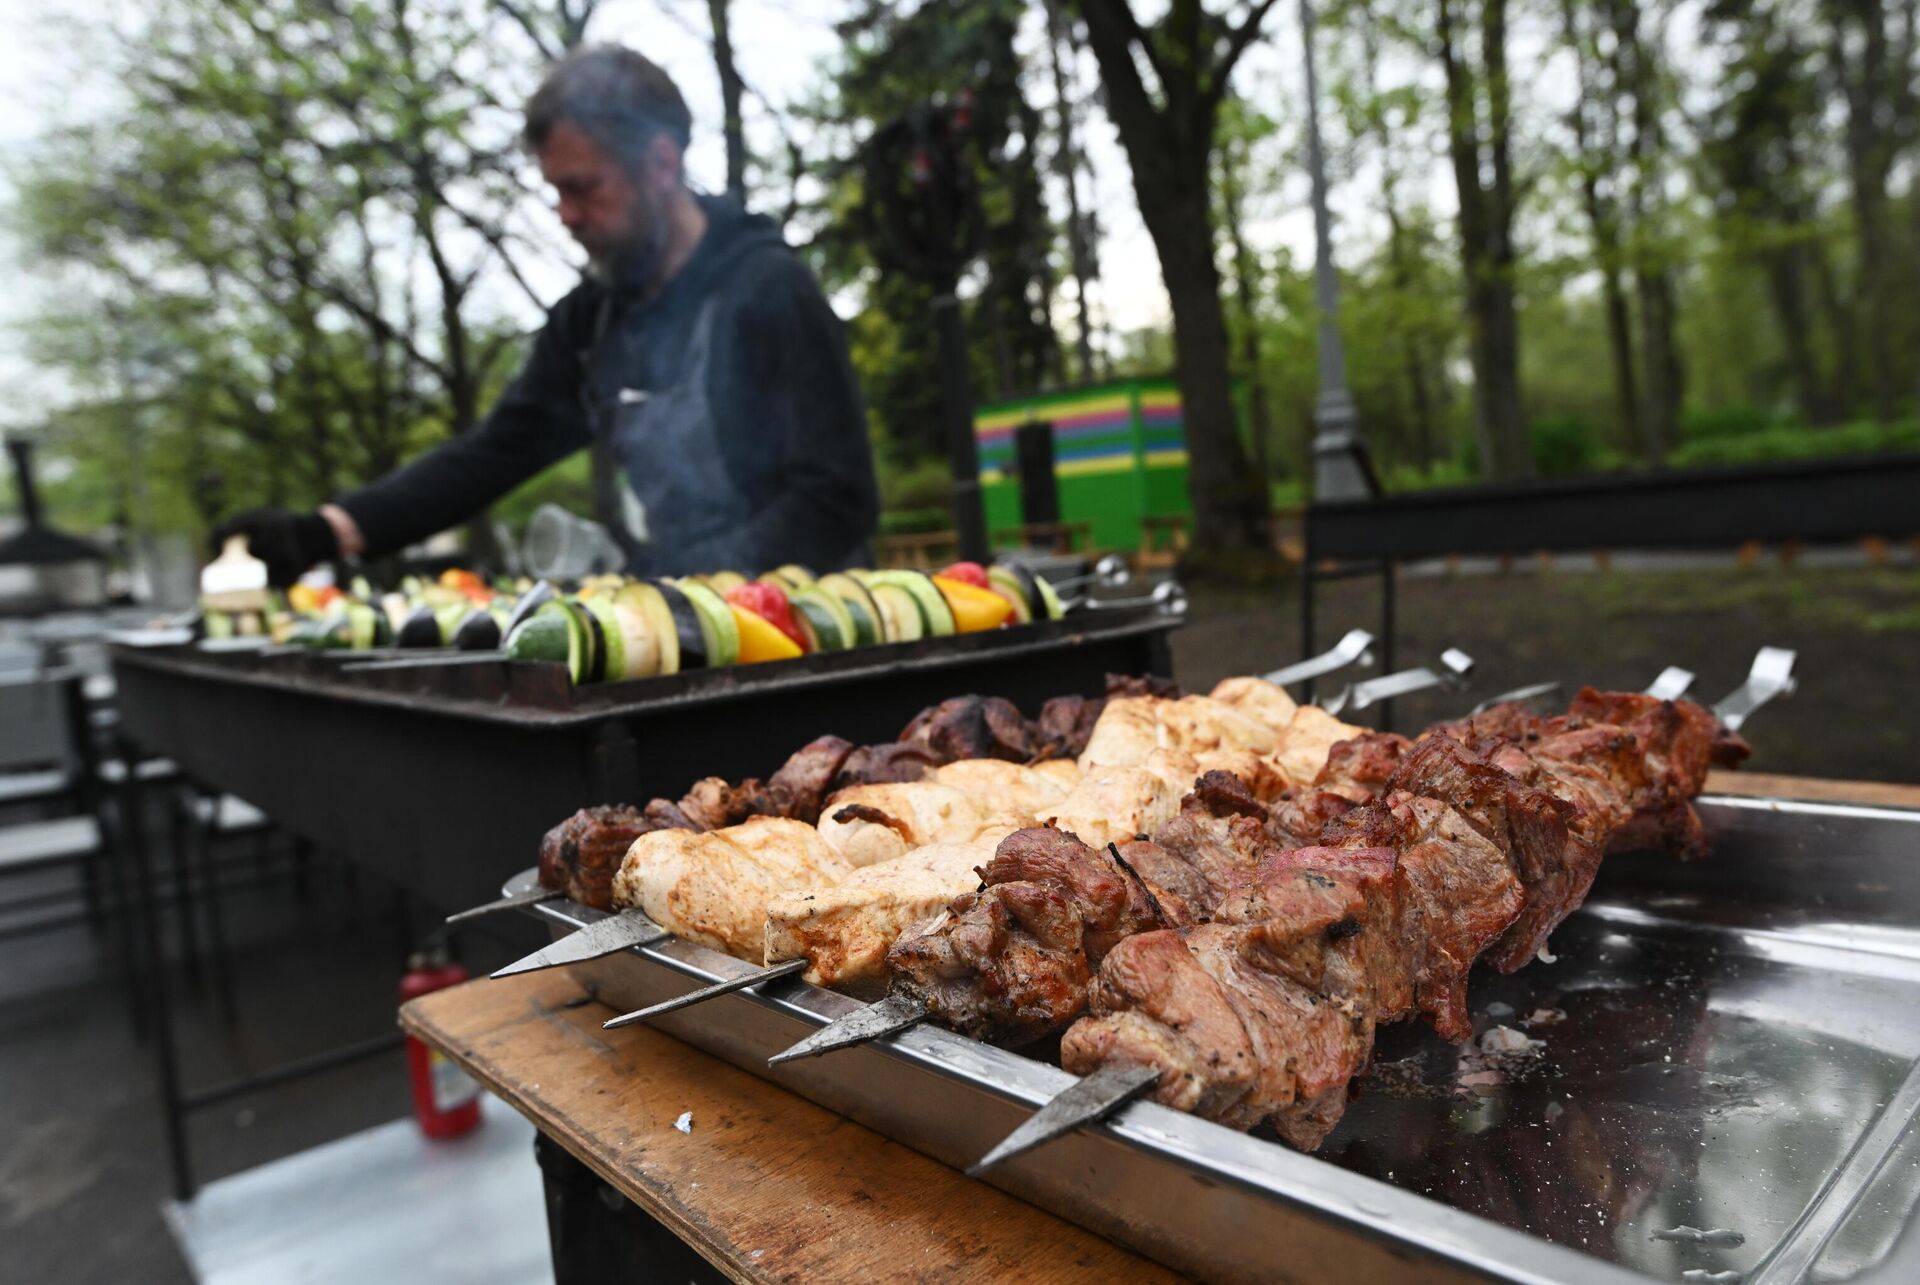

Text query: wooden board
(1706, 770), (1920, 810)
(400, 970), (1178, 1285)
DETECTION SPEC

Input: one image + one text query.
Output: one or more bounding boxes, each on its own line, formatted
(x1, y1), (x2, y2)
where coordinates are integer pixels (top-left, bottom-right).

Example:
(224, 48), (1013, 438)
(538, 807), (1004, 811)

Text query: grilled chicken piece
(1078, 695), (1281, 773)
(816, 781), (993, 867)
(1207, 675), (1299, 732)
(929, 760), (1076, 827)
(1042, 761), (1185, 850)
(1030, 758), (1083, 789)
(613, 817), (855, 961)
(1269, 705), (1369, 789)
(764, 830), (1013, 989)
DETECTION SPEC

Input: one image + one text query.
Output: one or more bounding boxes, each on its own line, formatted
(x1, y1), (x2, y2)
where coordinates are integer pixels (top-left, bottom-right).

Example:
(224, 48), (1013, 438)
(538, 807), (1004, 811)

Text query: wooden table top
(1704, 768), (1920, 810)
(400, 969), (1178, 1285)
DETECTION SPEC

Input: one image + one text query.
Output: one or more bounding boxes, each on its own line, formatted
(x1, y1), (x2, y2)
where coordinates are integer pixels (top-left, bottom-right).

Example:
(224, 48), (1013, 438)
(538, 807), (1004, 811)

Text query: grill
(108, 609), (1178, 912)
(512, 791), (1920, 1284)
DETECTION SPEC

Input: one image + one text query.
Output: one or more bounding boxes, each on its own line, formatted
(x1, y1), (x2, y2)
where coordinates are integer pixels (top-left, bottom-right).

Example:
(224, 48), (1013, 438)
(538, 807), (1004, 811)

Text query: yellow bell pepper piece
(730, 603), (804, 663)
(932, 575), (1016, 632)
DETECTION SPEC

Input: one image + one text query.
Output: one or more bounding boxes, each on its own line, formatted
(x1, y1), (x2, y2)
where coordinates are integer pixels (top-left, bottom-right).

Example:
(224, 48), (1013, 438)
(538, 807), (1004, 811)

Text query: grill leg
(122, 738), (194, 1201)
(1299, 550), (1317, 706)
(170, 786), (203, 992)
(100, 790), (147, 1043)
(196, 793), (239, 1025)
(1378, 558), (1397, 733)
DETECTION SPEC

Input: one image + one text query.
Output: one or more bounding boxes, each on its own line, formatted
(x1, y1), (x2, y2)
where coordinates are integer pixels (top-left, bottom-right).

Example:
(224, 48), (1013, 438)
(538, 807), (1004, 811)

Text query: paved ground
(1, 560), (1913, 1284)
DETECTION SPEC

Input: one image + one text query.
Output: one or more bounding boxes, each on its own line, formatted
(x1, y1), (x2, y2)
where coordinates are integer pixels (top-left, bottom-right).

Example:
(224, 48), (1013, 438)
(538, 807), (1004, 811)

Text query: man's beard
(585, 202), (671, 294)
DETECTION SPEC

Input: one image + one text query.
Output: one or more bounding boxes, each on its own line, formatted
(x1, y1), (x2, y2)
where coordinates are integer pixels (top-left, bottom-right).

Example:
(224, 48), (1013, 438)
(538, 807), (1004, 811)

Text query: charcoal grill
(509, 788), (1920, 1284)
(108, 610), (1178, 913)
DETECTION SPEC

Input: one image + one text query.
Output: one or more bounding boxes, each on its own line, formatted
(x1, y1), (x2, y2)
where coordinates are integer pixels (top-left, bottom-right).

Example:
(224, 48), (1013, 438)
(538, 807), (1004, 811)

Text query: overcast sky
(0, 0), (1370, 429)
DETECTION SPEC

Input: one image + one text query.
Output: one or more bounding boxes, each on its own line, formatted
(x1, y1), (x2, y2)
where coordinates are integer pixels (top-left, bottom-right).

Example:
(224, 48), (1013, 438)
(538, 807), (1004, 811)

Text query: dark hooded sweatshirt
(335, 197), (878, 576)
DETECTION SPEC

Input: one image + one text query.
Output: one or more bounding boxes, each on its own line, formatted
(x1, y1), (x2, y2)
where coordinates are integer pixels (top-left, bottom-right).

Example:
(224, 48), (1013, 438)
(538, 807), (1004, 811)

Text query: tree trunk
(1765, 245), (1838, 425)
(707, 0), (748, 205)
(1604, 0), (1677, 462)
(1634, 269), (1681, 460)
(1561, 0), (1642, 457)
(1437, 0), (1530, 480)
(1218, 140), (1273, 485)
(1148, 183), (1270, 556)
(1077, 0), (1272, 562)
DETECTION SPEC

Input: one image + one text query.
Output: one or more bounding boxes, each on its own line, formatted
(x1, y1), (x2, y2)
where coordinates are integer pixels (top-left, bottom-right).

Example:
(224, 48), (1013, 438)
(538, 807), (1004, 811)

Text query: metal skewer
(603, 958), (808, 1030)
(1047, 553), (1131, 596)
(1323, 648), (1474, 716)
(491, 912), (671, 978)
(1643, 666), (1696, 701)
(1711, 645), (1797, 731)
(1469, 680), (1561, 715)
(966, 1064), (1161, 1178)
(766, 993), (930, 1066)
(1262, 628), (1374, 689)
(445, 886), (560, 925)
(1063, 578), (1187, 616)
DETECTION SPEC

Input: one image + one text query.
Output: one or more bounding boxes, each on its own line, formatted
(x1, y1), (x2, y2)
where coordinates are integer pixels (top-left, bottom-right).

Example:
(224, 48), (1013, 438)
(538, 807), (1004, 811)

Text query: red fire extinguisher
(401, 942), (483, 1138)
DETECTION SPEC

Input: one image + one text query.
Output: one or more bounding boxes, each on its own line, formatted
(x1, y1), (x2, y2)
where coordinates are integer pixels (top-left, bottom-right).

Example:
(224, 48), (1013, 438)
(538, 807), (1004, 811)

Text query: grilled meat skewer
(1051, 692), (1729, 1152)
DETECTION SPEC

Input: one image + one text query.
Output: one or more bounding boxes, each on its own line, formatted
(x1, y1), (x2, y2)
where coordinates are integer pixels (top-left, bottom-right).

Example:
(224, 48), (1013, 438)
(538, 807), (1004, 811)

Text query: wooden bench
(992, 521), (1092, 555)
(1136, 513), (1188, 571)
(873, 529), (958, 570)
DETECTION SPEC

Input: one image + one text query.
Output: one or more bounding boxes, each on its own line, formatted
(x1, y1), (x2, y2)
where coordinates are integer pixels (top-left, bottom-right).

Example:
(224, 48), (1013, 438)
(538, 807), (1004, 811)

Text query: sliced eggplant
(674, 579), (740, 667)
(397, 604), (442, 648)
(649, 580), (709, 671)
(452, 609), (502, 651)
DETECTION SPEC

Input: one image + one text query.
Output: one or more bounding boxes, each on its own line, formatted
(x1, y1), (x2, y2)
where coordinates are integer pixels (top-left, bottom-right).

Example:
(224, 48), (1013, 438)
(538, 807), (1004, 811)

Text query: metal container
(519, 793), (1920, 1283)
(108, 611), (1176, 911)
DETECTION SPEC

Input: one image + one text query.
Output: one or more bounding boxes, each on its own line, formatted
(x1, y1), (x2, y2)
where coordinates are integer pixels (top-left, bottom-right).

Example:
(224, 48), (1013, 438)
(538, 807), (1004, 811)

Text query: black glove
(211, 508), (339, 588)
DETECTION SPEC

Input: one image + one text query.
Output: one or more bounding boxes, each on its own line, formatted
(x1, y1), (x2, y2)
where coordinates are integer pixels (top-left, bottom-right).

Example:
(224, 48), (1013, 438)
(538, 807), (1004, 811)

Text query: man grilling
(218, 45), (878, 583)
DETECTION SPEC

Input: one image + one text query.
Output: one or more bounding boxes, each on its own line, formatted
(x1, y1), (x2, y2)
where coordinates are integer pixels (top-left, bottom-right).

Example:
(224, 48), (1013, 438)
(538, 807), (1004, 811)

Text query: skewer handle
(1712, 646), (1797, 732)
(1263, 628), (1375, 688)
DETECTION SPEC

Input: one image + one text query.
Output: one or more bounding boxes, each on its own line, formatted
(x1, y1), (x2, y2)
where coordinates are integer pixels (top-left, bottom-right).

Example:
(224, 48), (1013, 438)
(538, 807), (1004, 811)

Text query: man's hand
(210, 509), (340, 588)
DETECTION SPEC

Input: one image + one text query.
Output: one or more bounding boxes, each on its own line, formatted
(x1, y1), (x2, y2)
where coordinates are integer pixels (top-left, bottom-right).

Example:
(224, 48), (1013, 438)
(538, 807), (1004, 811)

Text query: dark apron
(583, 294), (759, 575)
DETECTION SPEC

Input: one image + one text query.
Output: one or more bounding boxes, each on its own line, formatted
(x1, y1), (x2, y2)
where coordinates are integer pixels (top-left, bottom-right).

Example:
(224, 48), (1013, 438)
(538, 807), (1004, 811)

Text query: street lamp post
(1299, 0), (1376, 504)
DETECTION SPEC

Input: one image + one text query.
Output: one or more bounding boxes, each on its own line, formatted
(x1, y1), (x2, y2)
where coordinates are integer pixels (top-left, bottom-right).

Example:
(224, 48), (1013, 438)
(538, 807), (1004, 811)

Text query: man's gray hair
(524, 45), (693, 172)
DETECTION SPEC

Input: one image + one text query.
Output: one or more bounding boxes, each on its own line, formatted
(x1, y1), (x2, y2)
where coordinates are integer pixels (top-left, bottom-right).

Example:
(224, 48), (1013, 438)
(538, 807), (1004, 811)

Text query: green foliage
(1667, 419), (1920, 468)
(12, 0), (552, 539)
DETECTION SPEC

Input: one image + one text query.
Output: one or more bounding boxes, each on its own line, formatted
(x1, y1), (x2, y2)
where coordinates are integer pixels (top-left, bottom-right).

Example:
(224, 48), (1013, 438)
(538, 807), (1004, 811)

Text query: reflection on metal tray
(515, 794), (1920, 1284)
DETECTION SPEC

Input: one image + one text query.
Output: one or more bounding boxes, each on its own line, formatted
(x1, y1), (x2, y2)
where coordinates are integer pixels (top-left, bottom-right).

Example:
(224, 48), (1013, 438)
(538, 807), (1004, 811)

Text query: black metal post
(933, 281), (988, 564)
(195, 795), (239, 1024)
(121, 735), (194, 1200)
(1300, 534), (1317, 706)
(1378, 559), (1397, 732)
(169, 787), (202, 991)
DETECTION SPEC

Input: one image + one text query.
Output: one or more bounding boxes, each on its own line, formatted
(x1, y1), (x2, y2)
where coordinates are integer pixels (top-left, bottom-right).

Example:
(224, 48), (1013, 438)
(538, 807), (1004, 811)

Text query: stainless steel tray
(511, 793), (1920, 1283)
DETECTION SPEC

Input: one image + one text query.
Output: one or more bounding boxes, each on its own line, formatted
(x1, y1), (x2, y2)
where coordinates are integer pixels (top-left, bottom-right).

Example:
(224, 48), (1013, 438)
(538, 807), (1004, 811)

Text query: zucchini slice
(674, 579), (740, 668)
